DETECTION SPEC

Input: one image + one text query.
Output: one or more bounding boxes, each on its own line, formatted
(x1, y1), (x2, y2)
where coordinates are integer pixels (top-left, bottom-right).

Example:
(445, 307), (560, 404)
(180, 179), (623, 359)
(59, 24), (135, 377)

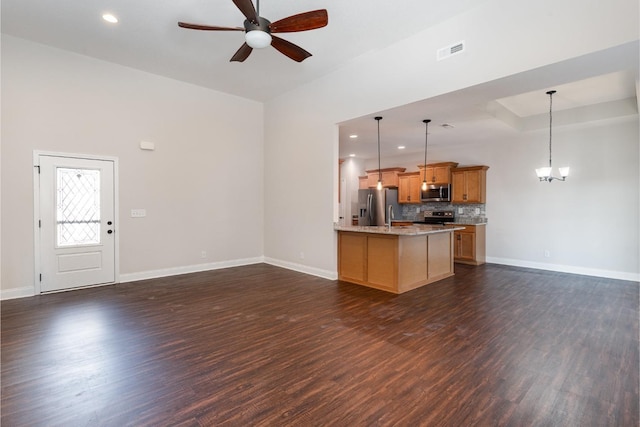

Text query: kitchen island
(334, 224), (464, 294)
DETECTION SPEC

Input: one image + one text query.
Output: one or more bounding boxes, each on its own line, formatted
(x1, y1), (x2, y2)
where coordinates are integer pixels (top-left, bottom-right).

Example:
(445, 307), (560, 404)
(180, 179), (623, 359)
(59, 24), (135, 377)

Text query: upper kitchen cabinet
(451, 166), (489, 203)
(359, 176), (369, 189)
(365, 167), (406, 188)
(398, 172), (422, 203)
(418, 162), (459, 184)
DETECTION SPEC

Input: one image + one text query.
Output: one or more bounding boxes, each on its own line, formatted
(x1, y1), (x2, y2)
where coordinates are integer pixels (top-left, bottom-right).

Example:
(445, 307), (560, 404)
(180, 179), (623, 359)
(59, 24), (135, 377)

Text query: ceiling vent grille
(437, 41), (465, 61)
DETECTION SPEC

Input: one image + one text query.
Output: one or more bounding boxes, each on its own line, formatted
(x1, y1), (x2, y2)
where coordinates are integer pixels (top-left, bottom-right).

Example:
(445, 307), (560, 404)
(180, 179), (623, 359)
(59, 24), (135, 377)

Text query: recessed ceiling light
(102, 14), (118, 23)
(397, 146), (405, 150)
(349, 154), (356, 157)
(349, 134), (358, 139)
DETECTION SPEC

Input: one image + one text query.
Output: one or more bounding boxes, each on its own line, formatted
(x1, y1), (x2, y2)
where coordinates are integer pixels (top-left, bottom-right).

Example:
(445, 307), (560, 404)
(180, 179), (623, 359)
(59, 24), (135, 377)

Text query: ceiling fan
(178, 0), (328, 63)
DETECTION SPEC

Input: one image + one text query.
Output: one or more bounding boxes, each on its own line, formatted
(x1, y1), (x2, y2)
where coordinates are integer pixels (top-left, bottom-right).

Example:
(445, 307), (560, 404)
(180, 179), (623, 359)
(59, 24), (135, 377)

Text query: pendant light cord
(423, 119), (430, 182)
(375, 117), (382, 182)
(547, 90), (555, 168)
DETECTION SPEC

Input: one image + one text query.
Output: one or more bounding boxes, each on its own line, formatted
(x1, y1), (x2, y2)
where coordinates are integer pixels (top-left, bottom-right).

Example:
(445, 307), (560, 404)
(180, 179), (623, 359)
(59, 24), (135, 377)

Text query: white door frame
(33, 150), (120, 294)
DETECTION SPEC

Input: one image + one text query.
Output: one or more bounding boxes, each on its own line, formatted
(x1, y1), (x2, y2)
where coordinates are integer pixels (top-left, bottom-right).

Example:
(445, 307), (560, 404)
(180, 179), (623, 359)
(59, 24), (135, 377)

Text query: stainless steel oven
(413, 210), (455, 225)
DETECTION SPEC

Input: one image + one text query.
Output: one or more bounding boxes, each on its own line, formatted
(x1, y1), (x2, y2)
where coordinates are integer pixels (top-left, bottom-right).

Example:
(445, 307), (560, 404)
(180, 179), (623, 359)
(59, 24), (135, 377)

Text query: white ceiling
(0, 0), (485, 102)
(2, 0), (638, 161)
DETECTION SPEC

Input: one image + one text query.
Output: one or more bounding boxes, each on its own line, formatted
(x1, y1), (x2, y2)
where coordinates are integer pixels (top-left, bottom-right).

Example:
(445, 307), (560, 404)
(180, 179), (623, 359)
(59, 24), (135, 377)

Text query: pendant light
(535, 90), (569, 182)
(421, 119), (431, 191)
(375, 116), (383, 190)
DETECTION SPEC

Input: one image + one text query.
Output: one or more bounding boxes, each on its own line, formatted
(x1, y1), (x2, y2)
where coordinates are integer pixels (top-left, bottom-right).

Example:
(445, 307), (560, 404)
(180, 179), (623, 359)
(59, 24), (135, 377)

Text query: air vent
(437, 41), (465, 61)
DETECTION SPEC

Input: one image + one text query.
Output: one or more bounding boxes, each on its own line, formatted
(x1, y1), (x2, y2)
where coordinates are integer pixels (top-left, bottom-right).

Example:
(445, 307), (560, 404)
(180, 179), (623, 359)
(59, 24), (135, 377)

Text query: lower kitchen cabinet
(449, 224), (486, 265)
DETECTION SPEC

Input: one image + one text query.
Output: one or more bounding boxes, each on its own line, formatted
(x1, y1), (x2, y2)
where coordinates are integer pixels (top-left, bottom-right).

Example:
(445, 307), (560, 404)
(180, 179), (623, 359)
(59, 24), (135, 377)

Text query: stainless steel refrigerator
(357, 188), (400, 226)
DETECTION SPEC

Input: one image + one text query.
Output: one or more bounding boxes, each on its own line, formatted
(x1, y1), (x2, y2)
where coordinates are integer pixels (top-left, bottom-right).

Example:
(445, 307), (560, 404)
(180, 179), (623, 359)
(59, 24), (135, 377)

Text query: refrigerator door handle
(368, 194), (373, 222)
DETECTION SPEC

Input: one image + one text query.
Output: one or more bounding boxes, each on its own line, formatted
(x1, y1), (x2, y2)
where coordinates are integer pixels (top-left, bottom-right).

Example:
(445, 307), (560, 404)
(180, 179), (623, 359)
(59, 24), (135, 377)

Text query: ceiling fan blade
(232, 0), (258, 24)
(271, 35), (312, 62)
(270, 9), (328, 33)
(178, 22), (244, 31)
(230, 43), (253, 62)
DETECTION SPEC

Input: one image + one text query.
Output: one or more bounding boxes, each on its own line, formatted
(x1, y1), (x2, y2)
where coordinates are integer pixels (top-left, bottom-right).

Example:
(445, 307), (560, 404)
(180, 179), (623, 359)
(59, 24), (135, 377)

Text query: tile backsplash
(401, 203), (486, 222)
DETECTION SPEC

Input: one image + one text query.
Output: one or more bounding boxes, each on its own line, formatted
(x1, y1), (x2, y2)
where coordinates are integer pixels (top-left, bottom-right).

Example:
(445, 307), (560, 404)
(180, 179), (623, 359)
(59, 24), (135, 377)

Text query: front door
(38, 155), (116, 292)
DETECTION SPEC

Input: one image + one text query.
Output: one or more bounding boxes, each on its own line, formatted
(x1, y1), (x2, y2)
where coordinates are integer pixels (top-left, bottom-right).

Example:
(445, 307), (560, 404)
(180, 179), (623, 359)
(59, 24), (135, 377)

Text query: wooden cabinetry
(364, 167), (406, 188)
(358, 176), (369, 189)
(451, 166), (489, 203)
(337, 230), (455, 294)
(398, 172), (422, 203)
(417, 162), (458, 184)
(448, 224), (486, 265)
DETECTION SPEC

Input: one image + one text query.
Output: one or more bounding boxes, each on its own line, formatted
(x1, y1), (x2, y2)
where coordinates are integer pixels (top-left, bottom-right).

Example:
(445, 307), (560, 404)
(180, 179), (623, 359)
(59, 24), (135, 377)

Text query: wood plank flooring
(2, 263), (638, 426)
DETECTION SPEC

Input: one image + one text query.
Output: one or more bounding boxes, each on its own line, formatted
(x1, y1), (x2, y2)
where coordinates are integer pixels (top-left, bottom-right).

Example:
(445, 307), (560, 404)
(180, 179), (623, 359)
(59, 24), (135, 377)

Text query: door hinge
(39, 220), (41, 228)
(39, 274), (42, 282)
(34, 165), (40, 174)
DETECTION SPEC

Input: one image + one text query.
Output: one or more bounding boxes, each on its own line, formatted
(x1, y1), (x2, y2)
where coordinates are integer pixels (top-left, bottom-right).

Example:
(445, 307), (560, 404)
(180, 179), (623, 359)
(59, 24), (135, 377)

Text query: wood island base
(337, 228), (456, 294)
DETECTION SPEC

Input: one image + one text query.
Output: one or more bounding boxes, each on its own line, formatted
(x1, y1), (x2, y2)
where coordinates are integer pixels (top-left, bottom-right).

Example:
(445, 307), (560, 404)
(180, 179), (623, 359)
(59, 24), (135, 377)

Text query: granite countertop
(334, 223), (465, 236)
(449, 218), (488, 225)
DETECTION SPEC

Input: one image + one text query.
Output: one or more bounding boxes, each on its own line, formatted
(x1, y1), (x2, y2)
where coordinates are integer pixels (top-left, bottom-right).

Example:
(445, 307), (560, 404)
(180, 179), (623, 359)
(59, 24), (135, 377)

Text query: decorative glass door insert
(56, 167), (101, 247)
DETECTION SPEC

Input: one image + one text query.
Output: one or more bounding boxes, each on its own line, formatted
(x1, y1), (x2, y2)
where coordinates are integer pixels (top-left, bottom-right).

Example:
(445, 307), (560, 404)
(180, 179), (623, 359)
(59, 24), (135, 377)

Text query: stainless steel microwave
(420, 184), (451, 202)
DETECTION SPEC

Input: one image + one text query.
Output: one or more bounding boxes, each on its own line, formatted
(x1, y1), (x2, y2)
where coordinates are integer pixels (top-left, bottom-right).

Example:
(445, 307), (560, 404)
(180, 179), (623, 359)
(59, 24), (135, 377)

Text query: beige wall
(1, 36), (265, 296)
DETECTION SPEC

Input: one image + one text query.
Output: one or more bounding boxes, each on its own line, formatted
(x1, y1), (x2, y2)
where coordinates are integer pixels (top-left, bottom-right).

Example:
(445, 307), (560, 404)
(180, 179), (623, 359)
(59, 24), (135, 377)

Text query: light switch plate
(131, 209), (146, 218)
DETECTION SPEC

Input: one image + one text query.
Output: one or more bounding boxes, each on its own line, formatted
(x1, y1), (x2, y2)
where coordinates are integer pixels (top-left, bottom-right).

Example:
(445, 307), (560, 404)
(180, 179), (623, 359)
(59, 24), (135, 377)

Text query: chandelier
(535, 90), (569, 182)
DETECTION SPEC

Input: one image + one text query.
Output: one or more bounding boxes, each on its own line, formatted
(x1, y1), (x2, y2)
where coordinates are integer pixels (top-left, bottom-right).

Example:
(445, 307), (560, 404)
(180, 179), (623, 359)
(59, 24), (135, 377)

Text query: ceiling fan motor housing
(244, 16), (271, 34)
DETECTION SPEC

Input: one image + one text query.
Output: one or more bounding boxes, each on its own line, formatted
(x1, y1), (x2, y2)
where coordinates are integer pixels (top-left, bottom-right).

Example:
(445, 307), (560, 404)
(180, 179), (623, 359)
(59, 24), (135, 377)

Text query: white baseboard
(1, 286), (35, 300)
(119, 257), (265, 283)
(486, 257), (640, 282)
(0, 256), (335, 300)
(263, 257), (338, 281)
(6, 256), (631, 301)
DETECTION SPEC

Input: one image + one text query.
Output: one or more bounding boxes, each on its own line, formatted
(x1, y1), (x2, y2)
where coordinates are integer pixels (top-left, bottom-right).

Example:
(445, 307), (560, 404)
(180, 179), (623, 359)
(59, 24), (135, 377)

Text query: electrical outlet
(416, 207), (420, 213)
(299, 252), (305, 259)
(201, 251), (207, 259)
(474, 208), (480, 215)
(131, 209), (146, 218)
(458, 207), (463, 214)
(544, 250), (551, 258)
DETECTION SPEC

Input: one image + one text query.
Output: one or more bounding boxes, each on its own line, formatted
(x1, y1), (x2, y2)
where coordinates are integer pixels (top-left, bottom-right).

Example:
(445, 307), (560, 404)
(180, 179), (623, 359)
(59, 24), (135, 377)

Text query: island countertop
(334, 223), (465, 236)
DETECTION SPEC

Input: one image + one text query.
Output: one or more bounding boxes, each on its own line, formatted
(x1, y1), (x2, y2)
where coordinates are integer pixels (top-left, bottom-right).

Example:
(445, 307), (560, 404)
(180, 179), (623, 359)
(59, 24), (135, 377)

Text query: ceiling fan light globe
(245, 30), (272, 49)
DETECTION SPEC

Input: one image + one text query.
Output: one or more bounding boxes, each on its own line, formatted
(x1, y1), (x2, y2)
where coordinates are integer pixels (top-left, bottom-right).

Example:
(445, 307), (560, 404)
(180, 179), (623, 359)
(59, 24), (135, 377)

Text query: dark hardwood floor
(1, 263), (638, 426)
